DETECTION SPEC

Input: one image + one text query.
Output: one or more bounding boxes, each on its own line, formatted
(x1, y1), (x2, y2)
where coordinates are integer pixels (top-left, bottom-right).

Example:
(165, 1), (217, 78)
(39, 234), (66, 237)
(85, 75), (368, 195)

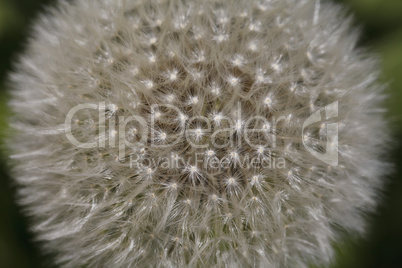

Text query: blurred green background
(0, 0), (401, 267)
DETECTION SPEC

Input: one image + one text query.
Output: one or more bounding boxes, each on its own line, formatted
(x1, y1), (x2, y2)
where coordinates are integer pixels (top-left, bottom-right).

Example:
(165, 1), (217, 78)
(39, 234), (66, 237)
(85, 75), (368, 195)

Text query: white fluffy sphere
(8, 0), (389, 267)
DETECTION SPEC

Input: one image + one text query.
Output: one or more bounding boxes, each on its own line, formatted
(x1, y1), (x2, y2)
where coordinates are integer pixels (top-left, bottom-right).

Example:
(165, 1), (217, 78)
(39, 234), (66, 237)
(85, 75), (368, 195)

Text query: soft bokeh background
(0, 0), (401, 267)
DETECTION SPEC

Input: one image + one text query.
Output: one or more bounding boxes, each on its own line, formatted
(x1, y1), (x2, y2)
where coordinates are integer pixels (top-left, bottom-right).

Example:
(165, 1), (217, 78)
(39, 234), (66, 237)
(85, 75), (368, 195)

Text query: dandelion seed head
(8, 0), (390, 267)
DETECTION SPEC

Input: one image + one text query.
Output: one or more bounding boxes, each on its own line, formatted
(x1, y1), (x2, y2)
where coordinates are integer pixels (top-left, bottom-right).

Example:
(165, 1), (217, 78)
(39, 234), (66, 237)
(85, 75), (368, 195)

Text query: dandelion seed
(248, 41), (258, 51)
(271, 55), (283, 72)
(147, 35), (158, 45)
(131, 67), (139, 76)
(143, 80), (154, 89)
(264, 97), (273, 107)
(187, 68), (203, 80)
(107, 58), (114, 65)
(186, 165), (201, 179)
(154, 19), (162, 27)
(194, 128), (203, 140)
(189, 96), (199, 105)
(206, 150), (215, 157)
(167, 69), (179, 81)
(148, 54), (156, 63)
(239, 11), (248, 17)
(227, 177), (236, 185)
(171, 153), (180, 162)
(174, 15), (188, 29)
(108, 103), (118, 114)
(231, 55), (245, 67)
(250, 175), (260, 186)
(234, 120), (242, 131)
(159, 132), (167, 140)
(213, 33), (229, 43)
(166, 94), (175, 103)
(193, 50), (205, 62)
(213, 113), (223, 123)
(192, 26), (204, 40)
(179, 113), (188, 123)
(255, 69), (271, 84)
(249, 21), (261, 32)
(210, 82), (221, 95)
(230, 151), (239, 161)
(228, 75), (239, 86)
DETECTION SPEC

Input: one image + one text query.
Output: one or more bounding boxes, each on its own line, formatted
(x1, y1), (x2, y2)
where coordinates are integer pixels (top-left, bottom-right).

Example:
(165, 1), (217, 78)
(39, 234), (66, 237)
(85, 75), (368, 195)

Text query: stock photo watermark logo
(302, 101), (338, 166)
(64, 101), (338, 168)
